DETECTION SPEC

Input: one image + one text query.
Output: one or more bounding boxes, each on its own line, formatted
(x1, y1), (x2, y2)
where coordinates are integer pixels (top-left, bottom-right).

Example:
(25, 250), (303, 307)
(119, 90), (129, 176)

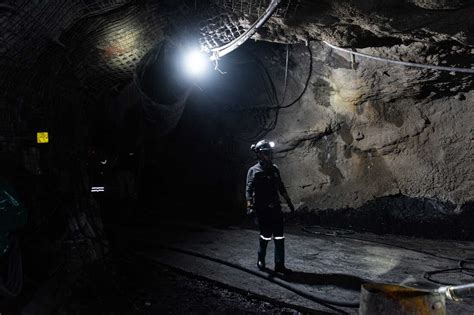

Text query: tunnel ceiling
(1, 0), (473, 99)
(1, 0), (472, 220)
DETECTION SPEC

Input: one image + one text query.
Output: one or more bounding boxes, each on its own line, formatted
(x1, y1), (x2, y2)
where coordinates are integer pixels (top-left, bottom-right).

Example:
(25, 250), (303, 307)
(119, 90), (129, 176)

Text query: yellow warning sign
(36, 132), (49, 144)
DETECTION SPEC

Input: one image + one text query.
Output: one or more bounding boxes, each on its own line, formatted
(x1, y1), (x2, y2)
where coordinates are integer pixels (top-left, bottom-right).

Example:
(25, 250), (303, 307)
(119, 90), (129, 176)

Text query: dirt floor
(52, 253), (303, 315)
(2, 210), (473, 314)
(128, 219), (474, 314)
(0, 226), (307, 315)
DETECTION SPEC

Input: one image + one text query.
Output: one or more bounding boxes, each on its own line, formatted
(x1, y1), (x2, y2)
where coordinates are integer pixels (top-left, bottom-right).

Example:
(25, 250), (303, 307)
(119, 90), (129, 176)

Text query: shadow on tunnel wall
(296, 195), (474, 241)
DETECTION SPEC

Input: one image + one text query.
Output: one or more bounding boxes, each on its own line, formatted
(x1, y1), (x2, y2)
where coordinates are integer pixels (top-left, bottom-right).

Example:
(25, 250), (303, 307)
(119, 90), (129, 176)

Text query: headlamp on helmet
(251, 140), (275, 154)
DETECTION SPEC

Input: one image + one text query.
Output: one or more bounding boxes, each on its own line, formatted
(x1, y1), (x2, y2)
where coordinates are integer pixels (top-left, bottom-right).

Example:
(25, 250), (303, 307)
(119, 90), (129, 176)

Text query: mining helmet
(251, 139), (275, 153)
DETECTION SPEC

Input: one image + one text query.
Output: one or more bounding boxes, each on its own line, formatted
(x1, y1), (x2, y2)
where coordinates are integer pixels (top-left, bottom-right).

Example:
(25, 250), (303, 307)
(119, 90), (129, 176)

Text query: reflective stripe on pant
(257, 236), (285, 265)
(259, 235), (285, 241)
(257, 207), (284, 240)
(256, 206), (285, 265)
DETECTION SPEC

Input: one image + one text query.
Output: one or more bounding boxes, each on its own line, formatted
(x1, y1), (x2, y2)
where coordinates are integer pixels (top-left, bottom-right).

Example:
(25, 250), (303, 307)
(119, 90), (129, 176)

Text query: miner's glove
(288, 200), (295, 213)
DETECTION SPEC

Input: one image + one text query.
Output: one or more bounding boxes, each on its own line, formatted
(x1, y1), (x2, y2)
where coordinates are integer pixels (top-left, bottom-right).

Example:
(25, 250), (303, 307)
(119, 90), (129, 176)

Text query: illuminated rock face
(196, 1), (473, 218)
(408, 0), (464, 10)
(255, 41), (473, 215)
(248, 0), (474, 47)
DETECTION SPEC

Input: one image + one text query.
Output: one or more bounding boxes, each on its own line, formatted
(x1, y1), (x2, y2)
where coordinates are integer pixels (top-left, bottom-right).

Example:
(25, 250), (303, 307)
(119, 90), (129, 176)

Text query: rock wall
(249, 41), (473, 215)
(204, 1), (473, 222)
(250, 0), (474, 47)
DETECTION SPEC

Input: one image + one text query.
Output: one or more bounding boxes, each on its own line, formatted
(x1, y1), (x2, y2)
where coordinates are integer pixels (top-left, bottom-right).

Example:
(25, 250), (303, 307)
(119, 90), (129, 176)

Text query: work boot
(257, 237), (268, 270)
(274, 262), (293, 274)
(274, 238), (291, 274)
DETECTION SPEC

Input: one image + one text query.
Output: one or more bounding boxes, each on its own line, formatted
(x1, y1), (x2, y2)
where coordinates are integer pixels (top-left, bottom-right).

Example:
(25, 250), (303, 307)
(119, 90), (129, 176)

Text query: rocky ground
(53, 252), (303, 315)
(0, 247), (304, 315)
(2, 201), (473, 315)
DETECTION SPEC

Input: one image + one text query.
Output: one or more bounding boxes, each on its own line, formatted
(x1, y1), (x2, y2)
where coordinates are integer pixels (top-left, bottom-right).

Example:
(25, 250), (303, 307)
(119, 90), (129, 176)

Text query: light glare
(184, 50), (208, 76)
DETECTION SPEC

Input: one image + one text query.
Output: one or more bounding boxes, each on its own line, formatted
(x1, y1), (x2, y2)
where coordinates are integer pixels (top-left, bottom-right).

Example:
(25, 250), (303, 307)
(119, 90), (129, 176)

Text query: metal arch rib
(209, 0), (281, 61)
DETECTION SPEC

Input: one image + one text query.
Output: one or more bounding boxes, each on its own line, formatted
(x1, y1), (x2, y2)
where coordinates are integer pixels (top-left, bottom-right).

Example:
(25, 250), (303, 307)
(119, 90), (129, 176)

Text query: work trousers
(256, 205), (285, 265)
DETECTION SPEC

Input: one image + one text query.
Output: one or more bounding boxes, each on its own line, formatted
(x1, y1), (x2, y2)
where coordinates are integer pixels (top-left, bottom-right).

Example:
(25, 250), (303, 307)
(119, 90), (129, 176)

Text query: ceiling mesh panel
(198, 7), (247, 51)
(1, 0), (295, 97)
(62, 3), (170, 92)
(198, 0), (300, 51)
(0, 1), (175, 96)
(212, 0), (301, 19)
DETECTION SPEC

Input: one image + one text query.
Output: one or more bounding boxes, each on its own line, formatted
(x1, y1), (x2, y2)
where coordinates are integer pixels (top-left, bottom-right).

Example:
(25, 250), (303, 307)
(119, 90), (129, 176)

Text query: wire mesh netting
(212, 0), (301, 19)
(80, 0), (133, 16)
(198, 7), (248, 51)
(198, 0), (304, 52)
(0, 1), (173, 98)
(0, 0), (298, 100)
(65, 3), (170, 93)
(0, 0), (298, 140)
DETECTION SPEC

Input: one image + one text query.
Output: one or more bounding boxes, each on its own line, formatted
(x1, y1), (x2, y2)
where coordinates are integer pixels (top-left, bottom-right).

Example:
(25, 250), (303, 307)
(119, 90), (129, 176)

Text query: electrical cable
(301, 226), (354, 237)
(423, 267), (474, 286)
(322, 41), (474, 74)
(302, 226), (460, 262)
(243, 42), (313, 142)
(210, 42), (311, 143)
(273, 43), (313, 109)
(459, 258), (474, 277)
(279, 44), (290, 106)
(135, 252), (321, 315)
(242, 50), (284, 141)
(232, 55), (280, 143)
(303, 226), (474, 287)
(148, 245), (360, 311)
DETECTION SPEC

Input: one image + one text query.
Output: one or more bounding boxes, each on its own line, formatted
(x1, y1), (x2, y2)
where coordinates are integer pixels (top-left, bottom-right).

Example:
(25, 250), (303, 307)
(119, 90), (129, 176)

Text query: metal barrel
(359, 283), (446, 315)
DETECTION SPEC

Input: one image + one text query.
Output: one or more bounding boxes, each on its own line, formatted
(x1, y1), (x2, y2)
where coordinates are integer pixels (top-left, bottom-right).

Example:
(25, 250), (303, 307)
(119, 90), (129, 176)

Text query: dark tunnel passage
(91, 40), (285, 226)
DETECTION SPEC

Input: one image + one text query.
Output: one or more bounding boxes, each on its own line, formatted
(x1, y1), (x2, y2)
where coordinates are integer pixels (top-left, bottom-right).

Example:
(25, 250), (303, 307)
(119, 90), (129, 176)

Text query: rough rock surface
(251, 41), (473, 216)
(249, 0), (474, 47)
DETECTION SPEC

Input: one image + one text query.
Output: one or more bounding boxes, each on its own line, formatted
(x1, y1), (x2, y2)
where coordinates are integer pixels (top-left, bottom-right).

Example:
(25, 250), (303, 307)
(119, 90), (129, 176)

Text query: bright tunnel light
(183, 49), (209, 77)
